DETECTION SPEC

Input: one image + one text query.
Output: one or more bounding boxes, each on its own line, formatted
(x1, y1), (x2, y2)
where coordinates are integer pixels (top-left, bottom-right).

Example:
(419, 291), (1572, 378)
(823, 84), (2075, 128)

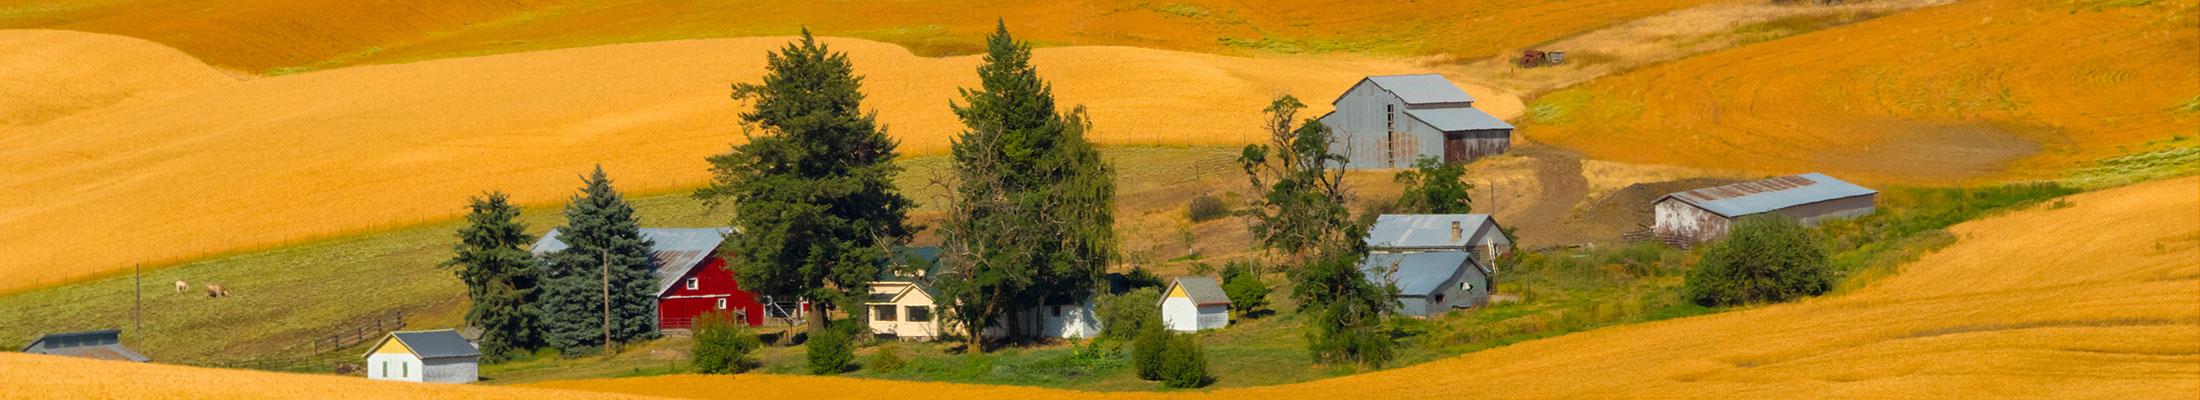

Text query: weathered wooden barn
(1359, 251), (1489, 317)
(1653, 173), (1877, 244)
(363, 329), (479, 384)
(530, 227), (767, 330)
(1158, 276), (1231, 332)
(1320, 74), (1514, 169)
(20, 329), (148, 362)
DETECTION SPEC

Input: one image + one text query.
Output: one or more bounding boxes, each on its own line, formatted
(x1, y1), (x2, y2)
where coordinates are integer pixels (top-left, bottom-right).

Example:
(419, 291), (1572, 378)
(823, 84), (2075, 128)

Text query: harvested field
(0, 30), (237, 127)
(0, 30), (1518, 294)
(0, 0), (1727, 74)
(0, 352), (663, 400)
(1522, 0), (2200, 184)
(523, 176), (2200, 398)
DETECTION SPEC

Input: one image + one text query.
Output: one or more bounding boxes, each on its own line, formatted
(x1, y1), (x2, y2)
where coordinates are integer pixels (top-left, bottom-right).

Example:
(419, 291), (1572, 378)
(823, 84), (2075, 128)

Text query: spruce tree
(696, 29), (913, 332)
(447, 191), (539, 361)
(937, 22), (1116, 350)
(539, 166), (660, 353)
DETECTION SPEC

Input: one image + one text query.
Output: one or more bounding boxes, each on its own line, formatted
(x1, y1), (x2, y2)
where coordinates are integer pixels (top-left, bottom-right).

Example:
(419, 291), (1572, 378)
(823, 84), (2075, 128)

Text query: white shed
(1159, 277), (1232, 332)
(363, 329), (481, 384)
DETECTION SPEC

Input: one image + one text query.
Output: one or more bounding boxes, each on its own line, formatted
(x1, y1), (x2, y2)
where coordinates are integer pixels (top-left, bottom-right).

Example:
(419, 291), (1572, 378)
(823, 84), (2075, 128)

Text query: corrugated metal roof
(1165, 276), (1231, 306)
(1364, 214), (1506, 249)
(531, 227), (732, 296)
(1366, 74), (1476, 104)
(384, 330), (480, 360)
(1359, 252), (1473, 297)
(23, 330), (149, 362)
(1662, 173), (1876, 218)
(1405, 107), (1513, 132)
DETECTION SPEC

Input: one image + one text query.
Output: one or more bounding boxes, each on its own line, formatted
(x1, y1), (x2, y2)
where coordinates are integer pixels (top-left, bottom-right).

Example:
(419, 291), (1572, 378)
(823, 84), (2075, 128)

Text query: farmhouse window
(716, 298), (728, 310)
(686, 278), (699, 290)
(873, 305), (898, 322)
(400, 362), (408, 378)
(907, 306), (932, 322)
(382, 361), (389, 378)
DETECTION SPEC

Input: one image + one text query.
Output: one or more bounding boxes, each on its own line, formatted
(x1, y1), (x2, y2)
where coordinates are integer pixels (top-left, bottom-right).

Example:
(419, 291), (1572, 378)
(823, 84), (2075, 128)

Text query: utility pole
(601, 248), (613, 355)
(133, 263), (142, 335)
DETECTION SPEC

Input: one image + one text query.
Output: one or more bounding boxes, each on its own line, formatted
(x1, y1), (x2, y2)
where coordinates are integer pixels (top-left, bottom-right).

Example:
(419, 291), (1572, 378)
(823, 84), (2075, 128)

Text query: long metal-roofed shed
(20, 329), (149, 362)
(1321, 74), (1515, 169)
(1359, 252), (1488, 317)
(1653, 173), (1877, 245)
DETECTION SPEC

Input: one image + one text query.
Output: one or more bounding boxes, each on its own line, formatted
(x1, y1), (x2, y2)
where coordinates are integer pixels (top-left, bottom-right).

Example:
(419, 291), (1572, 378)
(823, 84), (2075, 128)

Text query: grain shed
(1158, 276), (1231, 332)
(1653, 173), (1877, 244)
(1320, 74), (1513, 169)
(20, 329), (148, 362)
(363, 329), (479, 384)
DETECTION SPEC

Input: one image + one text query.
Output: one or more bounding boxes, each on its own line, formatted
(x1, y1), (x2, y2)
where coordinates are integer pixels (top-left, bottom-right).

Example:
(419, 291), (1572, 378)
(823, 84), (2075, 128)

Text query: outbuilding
(1320, 74), (1514, 169)
(20, 329), (148, 362)
(1653, 173), (1877, 245)
(1365, 214), (1513, 269)
(1158, 276), (1231, 332)
(1359, 252), (1489, 317)
(363, 329), (479, 384)
(531, 227), (767, 330)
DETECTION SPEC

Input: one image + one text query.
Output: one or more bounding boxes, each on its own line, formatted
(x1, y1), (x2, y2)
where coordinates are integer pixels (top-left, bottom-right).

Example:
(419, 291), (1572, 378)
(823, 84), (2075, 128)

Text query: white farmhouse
(1159, 277), (1232, 332)
(363, 329), (480, 384)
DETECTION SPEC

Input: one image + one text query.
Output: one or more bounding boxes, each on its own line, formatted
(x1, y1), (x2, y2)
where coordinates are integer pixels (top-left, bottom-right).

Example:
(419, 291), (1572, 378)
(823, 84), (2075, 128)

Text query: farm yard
(3, 0), (2198, 398)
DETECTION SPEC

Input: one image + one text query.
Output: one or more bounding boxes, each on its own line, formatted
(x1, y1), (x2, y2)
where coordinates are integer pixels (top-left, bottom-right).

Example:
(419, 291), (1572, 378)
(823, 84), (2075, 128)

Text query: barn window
(685, 278), (699, 290)
(1433, 293), (1446, 304)
(1462, 281), (1474, 292)
(716, 298), (728, 310)
(906, 306), (932, 322)
(1386, 104), (1397, 130)
(873, 305), (898, 322)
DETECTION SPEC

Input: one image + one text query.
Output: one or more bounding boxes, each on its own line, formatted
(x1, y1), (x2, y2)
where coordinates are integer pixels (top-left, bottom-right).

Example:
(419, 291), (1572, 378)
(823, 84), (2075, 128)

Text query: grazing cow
(204, 284), (228, 298)
(175, 279), (188, 293)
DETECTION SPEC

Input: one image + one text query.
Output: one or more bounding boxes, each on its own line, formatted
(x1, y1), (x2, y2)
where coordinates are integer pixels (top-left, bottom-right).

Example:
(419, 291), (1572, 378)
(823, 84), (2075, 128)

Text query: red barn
(533, 227), (765, 329)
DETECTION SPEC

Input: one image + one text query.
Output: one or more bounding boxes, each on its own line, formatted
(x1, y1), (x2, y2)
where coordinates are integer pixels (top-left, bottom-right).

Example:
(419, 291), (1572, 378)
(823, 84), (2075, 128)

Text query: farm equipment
(1518, 49), (1567, 68)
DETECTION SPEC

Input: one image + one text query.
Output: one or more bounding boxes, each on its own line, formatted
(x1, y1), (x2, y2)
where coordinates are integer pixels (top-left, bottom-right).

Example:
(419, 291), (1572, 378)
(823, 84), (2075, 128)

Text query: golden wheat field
(0, 0), (1726, 73)
(0, 29), (1521, 294)
(0, 352), (666, 400)
(516, 176), (2194, 399)
(1523, 0), (2200, 184)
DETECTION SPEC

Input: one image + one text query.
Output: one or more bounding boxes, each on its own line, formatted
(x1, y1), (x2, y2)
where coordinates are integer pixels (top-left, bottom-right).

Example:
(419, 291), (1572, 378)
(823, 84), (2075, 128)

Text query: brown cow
(204, 284), (228, 298)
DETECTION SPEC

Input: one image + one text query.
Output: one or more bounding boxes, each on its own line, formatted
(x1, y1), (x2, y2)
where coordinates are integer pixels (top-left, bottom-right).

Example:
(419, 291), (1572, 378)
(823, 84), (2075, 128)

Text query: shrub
(1158, 334), (1210, 388)
(870, 344), (907, 373)
(1187, 194), (1232, 222)
(1132, 323), (1170, 380)
(1685, 215), (1833, 306)
(1218, 261), (1271, 317)
(1098, 287), (1163, 342)
(1393, 156), (1472, 214)
(691, 311), (762, 374)
(1295, 249), (1396, 367)
(806, 321), (860, 375)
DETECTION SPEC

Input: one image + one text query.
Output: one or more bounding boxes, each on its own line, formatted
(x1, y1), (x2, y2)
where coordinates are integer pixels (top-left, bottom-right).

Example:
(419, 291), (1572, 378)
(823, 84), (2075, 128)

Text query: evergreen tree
(936, 22), (1117, 351)
(446, 191), (539, 361)
(1238, 95), (1353, 263)
(538, 166), (660, 353)
(696, 29), (914, 332)
(1394, 156), (1473, 214)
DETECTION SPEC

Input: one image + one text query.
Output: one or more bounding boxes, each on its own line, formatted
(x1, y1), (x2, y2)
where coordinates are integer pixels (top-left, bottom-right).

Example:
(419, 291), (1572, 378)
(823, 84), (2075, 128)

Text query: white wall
(420, 357), (479, 384)
(1161, 297), (1200, 332)
(366, 353), (423, 383)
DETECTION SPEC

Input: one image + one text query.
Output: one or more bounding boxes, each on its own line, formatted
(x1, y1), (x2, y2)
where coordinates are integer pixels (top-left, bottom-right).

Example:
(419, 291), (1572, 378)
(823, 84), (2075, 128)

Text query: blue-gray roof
(378, 330), (480, 360)
(1360, 252), (1474, 297)
(531, 227), (732, 296)
(1405, 107), (1513, 132)
(1661, 173), (1877, 218)
(21, 329), (148, 362)
(1163, 276), (1231, 306)
(1364, 214), (1508, 250)
(1363, 74), (1476, 104)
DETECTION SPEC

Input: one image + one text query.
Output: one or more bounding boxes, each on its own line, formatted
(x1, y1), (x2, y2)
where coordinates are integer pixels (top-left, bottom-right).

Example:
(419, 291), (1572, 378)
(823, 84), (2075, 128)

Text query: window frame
(873, 305), (898, 322)
(716, 298), (729, 310)
(685, 277), (700, 291)
(906, 306), (932, 322)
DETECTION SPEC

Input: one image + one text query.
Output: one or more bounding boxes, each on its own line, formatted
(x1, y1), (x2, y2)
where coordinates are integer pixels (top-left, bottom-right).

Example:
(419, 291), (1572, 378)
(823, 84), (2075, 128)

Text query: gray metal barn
(1359, 251), (1489, 317)
(1320, 74), (1513, 169)
(1653, 173), (1877, 245)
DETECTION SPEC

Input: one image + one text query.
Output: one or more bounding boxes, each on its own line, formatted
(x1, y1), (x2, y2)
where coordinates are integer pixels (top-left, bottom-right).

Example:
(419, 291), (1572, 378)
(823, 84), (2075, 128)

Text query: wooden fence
(310, 310), (404, 354)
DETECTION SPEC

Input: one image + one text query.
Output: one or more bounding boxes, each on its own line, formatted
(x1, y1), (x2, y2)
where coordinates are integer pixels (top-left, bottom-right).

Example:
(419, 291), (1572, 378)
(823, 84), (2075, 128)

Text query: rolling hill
(0, 352), (661, 400)
(0, 30), (1519, 294)
(1518, 0), (2200, 184)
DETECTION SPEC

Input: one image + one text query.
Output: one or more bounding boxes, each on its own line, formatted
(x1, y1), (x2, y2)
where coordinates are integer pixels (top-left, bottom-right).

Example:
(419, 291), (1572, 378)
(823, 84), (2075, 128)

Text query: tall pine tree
(696, 29), (914, 331)
(539, 166), (659, 353)
(937, 22), (1116, 350)
(446, 191), (539, 361)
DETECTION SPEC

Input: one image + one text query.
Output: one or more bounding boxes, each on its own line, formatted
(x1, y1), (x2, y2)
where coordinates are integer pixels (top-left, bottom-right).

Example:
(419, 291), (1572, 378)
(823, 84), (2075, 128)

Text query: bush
(1158, 334), (1210, 388)
(1218, 261), (1271, 318)
(806, 321), (860, 375)
(1131, 323), (1170, 380)
(1098, 287), (1163, 341)
(1187, 194), (1231, 222)
(691, 311), (762, 374)
(870, 343), (908, 373)
(1685, 215), (1832, 306)
(1295, 249), (1396, 367)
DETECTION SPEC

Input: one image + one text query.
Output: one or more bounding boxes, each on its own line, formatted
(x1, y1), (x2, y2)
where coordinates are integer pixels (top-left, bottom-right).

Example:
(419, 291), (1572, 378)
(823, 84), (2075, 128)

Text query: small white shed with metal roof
(1159, 276), (1232, 332)
(1654, 173), (1877, 245)
(363, 329), (480, 384)
(1320, 74), (1514, 169)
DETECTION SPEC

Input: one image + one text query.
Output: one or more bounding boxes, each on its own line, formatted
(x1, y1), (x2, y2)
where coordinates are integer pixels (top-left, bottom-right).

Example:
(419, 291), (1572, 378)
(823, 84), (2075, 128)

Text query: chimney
(1450, 221), (1462, 243)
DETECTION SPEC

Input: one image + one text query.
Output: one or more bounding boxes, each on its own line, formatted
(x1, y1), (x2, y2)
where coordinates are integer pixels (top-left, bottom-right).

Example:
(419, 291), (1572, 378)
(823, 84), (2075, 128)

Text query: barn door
(1444, 134), (1470, 164)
